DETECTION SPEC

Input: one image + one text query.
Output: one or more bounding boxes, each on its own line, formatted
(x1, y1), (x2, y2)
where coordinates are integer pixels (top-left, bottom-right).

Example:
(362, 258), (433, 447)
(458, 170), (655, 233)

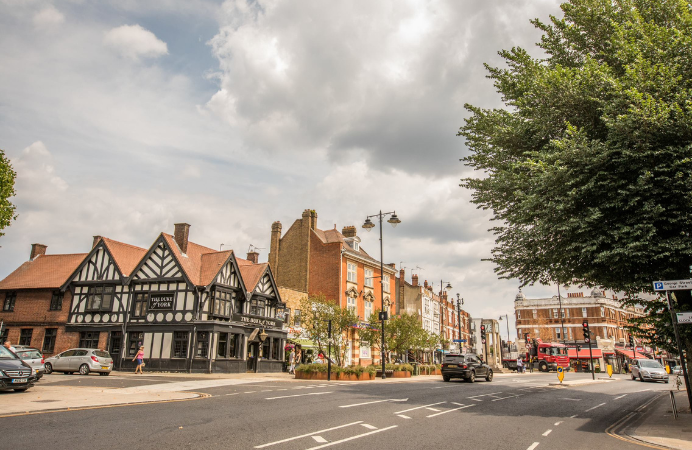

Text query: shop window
(132, 293), (148, 318)
(19, 329), (33, 346)
(109, 331), (122, 356)
(173, 331), (188, 358)
(49, 292), (63, 311)
(79, 331), (100, 349)
(196, 331), (209, 358)
(128, 332), (144, 357)
(272, 338), (280, 360)
(86, 286), (114, 311)
(3, 292), (16, 311)
(42, 328), (57, 353)
(261, 338), (270, 358)
(218, 333), (228, 358)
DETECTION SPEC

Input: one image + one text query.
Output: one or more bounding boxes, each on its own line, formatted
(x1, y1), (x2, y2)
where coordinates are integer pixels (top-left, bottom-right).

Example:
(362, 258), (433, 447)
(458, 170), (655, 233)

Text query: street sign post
(676, 312), (692, 324)
(653, 280), (692, 291)
(557, 366), (564, 384)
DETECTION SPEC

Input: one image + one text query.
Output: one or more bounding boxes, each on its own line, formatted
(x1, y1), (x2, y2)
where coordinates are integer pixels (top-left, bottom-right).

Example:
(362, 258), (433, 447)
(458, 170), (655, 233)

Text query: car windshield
(94, 351), (111, 358)
(0, 346), (18, 359)
(17, 350), (42, 359)
(443, 355), (465, 363)
(639, 360), (663, 369)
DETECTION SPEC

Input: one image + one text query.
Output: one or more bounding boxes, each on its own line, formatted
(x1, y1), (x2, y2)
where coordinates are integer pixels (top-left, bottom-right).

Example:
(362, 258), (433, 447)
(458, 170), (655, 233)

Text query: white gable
(255, 273), (275, 297)
(72, 246), (121, 282)
(216, 260), (240, 288)
(134, 241), (183, 280)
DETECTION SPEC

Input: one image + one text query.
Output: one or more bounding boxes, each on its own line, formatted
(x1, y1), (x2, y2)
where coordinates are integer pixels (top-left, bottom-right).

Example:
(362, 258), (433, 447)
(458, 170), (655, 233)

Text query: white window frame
(600, 306), (605, 317)
(347, 296), (357, 314)
(364, 268), (374, 288)
(364, 300), (372, 321)
(382, 274), (390, 293)
(532, 309), (537, 319)
(347, 262), (357, 283)
(582, 307), (588, 318)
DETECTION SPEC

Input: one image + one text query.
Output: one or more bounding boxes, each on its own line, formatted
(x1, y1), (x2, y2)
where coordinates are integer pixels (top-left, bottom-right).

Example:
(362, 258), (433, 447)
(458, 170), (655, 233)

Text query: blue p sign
(653, 282), (664, 291)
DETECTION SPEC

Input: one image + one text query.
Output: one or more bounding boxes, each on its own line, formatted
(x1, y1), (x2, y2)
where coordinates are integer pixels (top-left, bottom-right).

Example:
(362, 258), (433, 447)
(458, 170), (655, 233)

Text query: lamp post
(456, 294), (464, 353)
(362, 210), (401, 379)
(499, 314), (511, 365)
(257, 329), (268, 373)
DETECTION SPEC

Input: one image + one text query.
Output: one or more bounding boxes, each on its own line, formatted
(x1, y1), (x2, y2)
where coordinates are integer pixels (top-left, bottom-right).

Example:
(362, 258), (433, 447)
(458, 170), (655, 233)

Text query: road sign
(653, 280), (692, 291)
(607, 365), (613, 378)
(453, 339), (467, 343)
(676, 312), (692, 324)
(557, 366), (564, 383)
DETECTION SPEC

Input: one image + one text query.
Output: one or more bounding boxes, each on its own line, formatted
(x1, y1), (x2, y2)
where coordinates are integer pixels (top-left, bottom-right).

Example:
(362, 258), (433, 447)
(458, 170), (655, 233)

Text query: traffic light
(629, 335), (634, 347)
(480, 324), (487, 344)
(524, 332), (530, 345)
(582, 320), (590, 343)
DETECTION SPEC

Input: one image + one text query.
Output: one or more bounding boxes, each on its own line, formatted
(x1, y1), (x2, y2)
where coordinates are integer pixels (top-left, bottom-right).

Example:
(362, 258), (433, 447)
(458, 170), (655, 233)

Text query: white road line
(491, 395), (523, 402)
(244, 391), (256, 394)
(542, 430), (552, 436)
(261, 390), (273, 392)
(277, 389), (288, 391)
(225, 393), (238, 396)
(470, 398), (483, 402)
(570, 414), (578, 418)
(361, 424), (378, 430)
(426, 408), (440, 412)
(397, 415), (411, 419)
(527, 443), (539, 450)
(426, 404), (475, 418)
(585, 402), (606, 412)
(614, 394), (627, 400)
(304, 425), (398, 450)
(312, 436), (328, 443)
(395, 402), (446, 414)
(467, 392), (503, 398)
(558, 398), (581, 401)
(554, 421), (562, 426)
(340, 399), (407, 408)
(265, 392), (332, 400)
(254, 421), (363, 448)
(451, 402), (465, 406)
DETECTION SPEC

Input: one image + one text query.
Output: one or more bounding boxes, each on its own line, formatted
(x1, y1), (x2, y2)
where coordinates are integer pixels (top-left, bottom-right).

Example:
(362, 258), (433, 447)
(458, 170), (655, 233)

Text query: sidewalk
(627, 390), (692, 450)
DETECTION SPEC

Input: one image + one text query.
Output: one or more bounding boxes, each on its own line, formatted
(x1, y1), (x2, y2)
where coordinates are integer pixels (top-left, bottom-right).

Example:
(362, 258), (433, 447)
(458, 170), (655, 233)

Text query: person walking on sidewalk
(289, 350), (296, 374)
(132, 346), (145, 374)
(517, 358), (524, 374)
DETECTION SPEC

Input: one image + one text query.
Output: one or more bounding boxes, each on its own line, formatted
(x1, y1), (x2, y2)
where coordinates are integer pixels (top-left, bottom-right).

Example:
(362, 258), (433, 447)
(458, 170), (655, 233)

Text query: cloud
(104, 24), (169, 60)
(33, 5), (64, 27)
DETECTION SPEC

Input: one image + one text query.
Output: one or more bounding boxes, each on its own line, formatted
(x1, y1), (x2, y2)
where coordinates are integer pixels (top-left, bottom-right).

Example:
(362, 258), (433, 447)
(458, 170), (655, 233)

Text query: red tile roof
(99, 237), (148, 277)
(239, 263), (268, 291)
(0, 254), (87, 290)
(200, 250), (234, 287)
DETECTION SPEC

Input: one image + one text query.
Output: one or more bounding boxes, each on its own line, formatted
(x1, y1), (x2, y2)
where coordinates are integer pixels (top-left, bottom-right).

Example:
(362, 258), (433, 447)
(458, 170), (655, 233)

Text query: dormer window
(344, 236), (361, 251)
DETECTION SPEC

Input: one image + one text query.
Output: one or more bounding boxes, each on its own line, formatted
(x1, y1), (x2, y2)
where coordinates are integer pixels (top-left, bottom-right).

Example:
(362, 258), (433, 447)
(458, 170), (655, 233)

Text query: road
(0, 372), (672, 450)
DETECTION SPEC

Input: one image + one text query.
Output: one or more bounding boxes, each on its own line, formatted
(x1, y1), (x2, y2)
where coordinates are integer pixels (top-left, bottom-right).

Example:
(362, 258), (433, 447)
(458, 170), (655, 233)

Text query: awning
(287, 338), (318, 349)
(614, 348), (649, 359)
(568, 348), (603, 359)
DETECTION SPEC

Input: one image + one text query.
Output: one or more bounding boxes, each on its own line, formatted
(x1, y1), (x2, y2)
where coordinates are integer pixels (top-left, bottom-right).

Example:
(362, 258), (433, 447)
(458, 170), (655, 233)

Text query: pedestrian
(517, 358), (524, 374)
(132, 346), (145, 374)
(3, 340), (15, 352)
(289, 351), (296, 374)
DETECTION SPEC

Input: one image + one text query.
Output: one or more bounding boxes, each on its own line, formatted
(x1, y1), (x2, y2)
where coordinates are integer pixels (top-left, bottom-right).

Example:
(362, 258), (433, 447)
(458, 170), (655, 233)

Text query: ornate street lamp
(362, 210), (401, 379)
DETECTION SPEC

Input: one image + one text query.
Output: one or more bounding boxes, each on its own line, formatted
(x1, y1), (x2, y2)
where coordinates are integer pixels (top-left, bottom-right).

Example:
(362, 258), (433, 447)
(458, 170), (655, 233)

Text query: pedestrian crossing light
(582, 321), (590, 343)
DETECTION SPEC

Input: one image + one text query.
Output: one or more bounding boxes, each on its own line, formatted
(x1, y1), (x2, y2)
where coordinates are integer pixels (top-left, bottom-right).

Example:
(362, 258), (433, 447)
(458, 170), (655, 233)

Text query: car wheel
(13, 387), (29, 392)
(467, 371), (475, 383)
(99, 372), (110, 376)
(44, 363), (53, 374)
(539, 362), (548, 372)
(79, 364), (90, 375)
(631, 373), (636, 380)
(486, 370), (493, 382)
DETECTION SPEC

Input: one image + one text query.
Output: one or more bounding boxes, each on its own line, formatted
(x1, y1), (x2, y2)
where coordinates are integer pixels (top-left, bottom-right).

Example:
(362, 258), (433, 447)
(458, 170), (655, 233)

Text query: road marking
(277, 389), (288, 391)
(361, 424), (377, 430)
(261, 390), (273, 392)
(225, 393), (238, 396)
(491, 394), (523, 402)
(340, 398), (407, 408)
(426, 404), (475, 418)
(585, 402), (606, 412)
(527, 443), (539, 450)
(397, 415), (411, 419)
(633, 389), (651, 393)
(470, 398), (483, 402)
(244, 391), (256, 394)
(558, 398), (581, 401)
(451, 402), (465, 406)
(254, 421), (363, 448)
(304, 425), (398, 450)
(542, 430), (552, 436)
(395, 402), (446, 414)
(312, 436), (327, 443)
(467, 392), (503, 398)
(554, 421), (562, 426)
(265, 392), (332, 400)
(614, 394), (627, 400)
(570, 415), (578, 418)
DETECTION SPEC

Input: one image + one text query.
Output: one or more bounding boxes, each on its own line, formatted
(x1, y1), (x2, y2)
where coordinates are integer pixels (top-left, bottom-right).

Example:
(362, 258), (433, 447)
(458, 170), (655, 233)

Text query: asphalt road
(0, 372), (672, 450)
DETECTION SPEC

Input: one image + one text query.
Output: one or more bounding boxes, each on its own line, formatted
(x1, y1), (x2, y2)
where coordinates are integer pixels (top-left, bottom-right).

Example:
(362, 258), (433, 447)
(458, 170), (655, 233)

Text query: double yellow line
(605, 393), (668, 450)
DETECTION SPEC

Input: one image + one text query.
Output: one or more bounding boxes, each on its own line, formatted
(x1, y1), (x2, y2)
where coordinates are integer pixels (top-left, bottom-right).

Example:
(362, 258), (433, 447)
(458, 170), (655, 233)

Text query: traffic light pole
(587, 337), (594, 380)
(583, 321), (594, 380)
(666, 291), (692, 408)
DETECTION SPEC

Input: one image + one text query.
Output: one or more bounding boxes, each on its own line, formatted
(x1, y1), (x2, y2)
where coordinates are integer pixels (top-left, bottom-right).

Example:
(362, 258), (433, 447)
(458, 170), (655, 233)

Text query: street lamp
(362, 210), (401, 379)
(456, 293), (464, 353)
(499, 314), (511, 365)
(257, 329), (268, 373)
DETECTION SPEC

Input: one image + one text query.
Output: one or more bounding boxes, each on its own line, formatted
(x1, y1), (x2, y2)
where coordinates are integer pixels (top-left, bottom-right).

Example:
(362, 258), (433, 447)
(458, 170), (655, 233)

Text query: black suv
(0, 345), (36, 392)
(441, 353), (493, 383)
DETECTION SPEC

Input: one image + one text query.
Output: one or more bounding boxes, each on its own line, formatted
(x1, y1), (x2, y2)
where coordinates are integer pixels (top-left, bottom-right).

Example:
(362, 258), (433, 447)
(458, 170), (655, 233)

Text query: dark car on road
(441, 353), (493, 383)
(0, 345), (36, 392)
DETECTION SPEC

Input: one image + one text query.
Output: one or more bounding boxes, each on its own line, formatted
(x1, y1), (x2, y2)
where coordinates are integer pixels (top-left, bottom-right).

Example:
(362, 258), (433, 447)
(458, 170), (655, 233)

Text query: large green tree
(0, 149), (17, 237)
(459, 0), (692, 369)
(298, 295), (359, 366)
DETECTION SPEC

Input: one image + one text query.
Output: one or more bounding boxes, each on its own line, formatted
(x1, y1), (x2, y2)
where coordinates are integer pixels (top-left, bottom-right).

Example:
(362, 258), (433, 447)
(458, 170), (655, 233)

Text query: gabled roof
(0, 254), (87, 290)
(162, 233), (222, 286)
(200, 250), (234, 287)
(100, 237), (148, 277)
(238, 262), (268, 292)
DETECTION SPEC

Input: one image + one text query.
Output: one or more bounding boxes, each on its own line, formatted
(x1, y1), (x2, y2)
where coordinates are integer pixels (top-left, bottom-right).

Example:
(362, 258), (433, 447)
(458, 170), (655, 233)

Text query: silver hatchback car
(14, 348), (45, 380)
(44, 348), (113, 376)
(631, 358), (669, 383)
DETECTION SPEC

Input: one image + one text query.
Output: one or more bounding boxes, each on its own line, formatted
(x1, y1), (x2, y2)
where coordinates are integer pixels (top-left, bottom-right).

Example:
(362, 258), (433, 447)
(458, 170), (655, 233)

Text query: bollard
(670, 390), (678, 420)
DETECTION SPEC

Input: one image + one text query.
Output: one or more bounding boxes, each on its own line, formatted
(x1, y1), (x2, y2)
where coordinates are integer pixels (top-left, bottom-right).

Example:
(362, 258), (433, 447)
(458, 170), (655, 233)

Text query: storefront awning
(287, 338), (318, 349)
(568, 348), (603, 359)
(614, 348), (649, 359)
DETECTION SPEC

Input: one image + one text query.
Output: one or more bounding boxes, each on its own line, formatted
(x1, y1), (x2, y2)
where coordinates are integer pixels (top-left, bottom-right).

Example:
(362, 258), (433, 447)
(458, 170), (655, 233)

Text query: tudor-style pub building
(0, 223), (287, 373)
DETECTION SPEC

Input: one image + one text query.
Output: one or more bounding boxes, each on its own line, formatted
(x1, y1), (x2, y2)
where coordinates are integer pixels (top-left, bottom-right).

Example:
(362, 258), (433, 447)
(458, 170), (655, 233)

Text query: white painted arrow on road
(339, 399), (408, 408)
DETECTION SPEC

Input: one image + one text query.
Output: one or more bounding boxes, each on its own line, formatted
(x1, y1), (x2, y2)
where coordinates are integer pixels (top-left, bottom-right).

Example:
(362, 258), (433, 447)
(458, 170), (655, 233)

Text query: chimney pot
(174, 223), (191, 254)
(247, 251), (259, 264)
(412, 274), (419, 287)
(342, 226), (357, 238)
(30, 243), (47, 260)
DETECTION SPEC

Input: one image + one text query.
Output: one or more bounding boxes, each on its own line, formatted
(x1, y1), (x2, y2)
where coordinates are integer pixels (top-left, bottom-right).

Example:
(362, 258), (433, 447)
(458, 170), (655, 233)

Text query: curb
(605, 393), (677, 450)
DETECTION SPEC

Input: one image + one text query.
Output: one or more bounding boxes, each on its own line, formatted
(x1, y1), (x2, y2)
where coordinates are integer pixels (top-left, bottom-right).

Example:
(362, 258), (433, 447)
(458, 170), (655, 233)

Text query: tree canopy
(0, 149), (16, 237)
(459, 0), (692, 363)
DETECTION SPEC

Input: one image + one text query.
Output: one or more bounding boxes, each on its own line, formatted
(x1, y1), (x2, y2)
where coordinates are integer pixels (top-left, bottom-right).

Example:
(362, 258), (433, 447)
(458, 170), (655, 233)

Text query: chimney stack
(30, 244), (47, 260)
(342, 226), (357, 238)
(424, 279), (428, 289)
(247, 250), (259, 264)
(412, 274), (419, 287)
(302, 209), (318, 230)
(174, 223), (191, 254)
(92, 236), (102, 248)
(269, 221), (282, 272)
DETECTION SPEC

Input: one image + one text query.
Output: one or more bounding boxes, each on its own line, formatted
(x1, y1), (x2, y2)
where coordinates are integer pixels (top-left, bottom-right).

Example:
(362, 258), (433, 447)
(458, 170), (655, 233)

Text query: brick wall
(308, 232), (341, 303)
(274, 218), (311, 292)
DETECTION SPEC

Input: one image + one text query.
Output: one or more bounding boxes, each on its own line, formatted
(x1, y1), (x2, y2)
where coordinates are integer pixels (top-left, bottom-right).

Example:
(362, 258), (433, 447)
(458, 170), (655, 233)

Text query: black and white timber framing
(62, 231), (287, 373)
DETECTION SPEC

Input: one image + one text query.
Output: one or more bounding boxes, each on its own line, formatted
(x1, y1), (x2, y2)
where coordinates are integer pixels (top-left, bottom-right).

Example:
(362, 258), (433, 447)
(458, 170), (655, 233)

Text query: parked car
(44, 348), (113, 376)
(14, 348), (45, 380)
(441, 353), (493, 383)
(631, 358), (669, 383)
(0, 345), (36, 392)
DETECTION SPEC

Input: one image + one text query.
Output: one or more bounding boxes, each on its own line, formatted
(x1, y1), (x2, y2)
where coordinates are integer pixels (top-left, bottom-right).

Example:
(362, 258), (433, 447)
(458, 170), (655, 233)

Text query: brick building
(269, 209), (397, 365)
(0, 244), (87, 355)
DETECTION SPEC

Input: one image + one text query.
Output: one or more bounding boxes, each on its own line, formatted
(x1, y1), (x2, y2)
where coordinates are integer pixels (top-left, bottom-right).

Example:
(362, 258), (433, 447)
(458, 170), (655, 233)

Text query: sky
(0, 0), (575, 341)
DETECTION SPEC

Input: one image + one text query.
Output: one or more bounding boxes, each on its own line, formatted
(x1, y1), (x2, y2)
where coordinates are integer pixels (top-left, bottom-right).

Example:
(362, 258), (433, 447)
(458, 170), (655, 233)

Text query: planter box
(391, 371), (411, 378)
(295, 371), (328, 380)
(295, 371), (375, 381)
